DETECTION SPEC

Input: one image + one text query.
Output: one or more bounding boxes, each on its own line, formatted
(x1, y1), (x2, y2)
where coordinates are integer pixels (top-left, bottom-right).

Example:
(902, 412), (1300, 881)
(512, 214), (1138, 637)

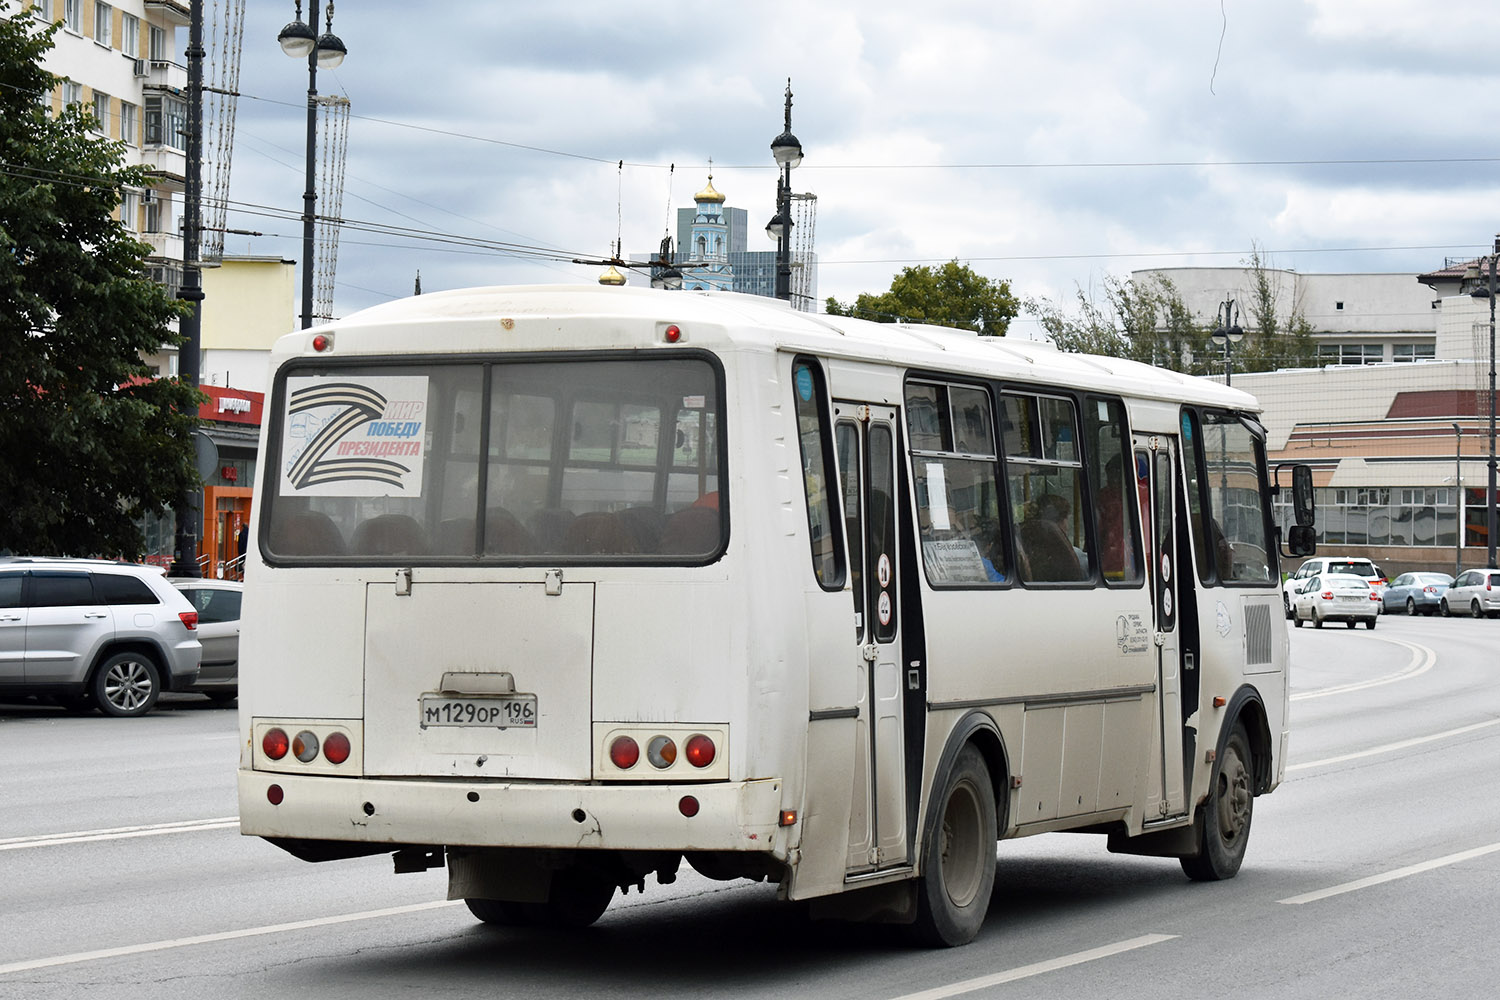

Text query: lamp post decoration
(278, 1), (346, 330)
(767, 79), (803, 302)
(1210, 298), (1244, 386)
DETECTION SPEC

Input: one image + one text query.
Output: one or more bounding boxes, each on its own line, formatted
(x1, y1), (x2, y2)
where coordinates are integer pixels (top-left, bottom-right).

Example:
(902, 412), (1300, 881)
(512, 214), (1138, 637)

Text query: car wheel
(1346, 619), (1356, 629)
(1293, 615), (1303, 628)
(91, 652), (161, 717)
(1181, 722), (1253, 881)
(909, 745), (996, 947)
(1441, 599), (1451, 617)
(1406, 597), (1417, 616)
(1473, 599), (1484, 619)
(1283, 593), (1293, 620)
(1365, 618), (1377, 629)
(1313, 610), (1324, 629)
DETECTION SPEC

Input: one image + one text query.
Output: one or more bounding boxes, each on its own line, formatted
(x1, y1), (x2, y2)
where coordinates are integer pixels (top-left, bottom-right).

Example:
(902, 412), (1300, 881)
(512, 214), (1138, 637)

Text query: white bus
(238, 285), (1314, 946)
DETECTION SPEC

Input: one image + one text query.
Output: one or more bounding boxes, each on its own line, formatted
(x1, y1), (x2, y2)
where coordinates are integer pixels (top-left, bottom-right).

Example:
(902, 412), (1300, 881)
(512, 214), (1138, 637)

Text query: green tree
(826, 260), (1018, 336)
(1026, 274), (1214, 374)
(1233, 243), (1319, 374)
(1, 11), (202, 558)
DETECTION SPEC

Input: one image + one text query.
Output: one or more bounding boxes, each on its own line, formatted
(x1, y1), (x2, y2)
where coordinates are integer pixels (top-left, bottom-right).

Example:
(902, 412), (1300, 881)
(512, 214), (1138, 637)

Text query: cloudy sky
(219, 0), (1497, 338)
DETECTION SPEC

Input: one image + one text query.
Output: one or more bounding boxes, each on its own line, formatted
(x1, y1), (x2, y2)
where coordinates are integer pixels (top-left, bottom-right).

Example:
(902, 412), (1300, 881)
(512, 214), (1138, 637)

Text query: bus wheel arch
(909, 712), (1009, 947)
(1181, 686), (1268, 882)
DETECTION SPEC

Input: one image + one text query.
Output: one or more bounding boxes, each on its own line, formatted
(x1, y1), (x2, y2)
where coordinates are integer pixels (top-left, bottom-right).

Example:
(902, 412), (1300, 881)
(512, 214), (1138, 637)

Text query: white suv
(1283, 556), (1387, 619)
(0, 558), (202, 717)
(1441, 568), (1500, 619)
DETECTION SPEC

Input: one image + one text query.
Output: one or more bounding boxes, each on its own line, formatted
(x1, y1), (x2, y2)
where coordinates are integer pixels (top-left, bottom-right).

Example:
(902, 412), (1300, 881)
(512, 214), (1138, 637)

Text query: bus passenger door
(1138, 438), (1187, 821)
(836, 404), (907, 873)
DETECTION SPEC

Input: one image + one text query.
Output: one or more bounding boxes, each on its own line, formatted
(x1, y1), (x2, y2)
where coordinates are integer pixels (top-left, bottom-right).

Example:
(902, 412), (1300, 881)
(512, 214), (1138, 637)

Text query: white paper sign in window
(280, 375), (430, 496)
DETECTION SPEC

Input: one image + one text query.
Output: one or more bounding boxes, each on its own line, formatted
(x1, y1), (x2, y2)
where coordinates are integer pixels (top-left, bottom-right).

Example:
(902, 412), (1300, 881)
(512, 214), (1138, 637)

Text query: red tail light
(323, 731), (351, 765)
(609, 736), (640, 770)
(262, 727), (289, 760)
(1374, 578), (1387, 587)
(178, 610), (198, 631)
(1369, 592), (1381, 601)
(684, 734), (716, 768)
(1321, 590), (1333, 600)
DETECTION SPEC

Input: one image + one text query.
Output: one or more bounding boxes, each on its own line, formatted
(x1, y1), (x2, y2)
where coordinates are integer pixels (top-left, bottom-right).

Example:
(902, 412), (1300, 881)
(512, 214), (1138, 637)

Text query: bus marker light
(292, 730), (320, 763)
(779, 810), (797, 827)
(267, 784), (284, 806)
(678, 795), (699, 818)
(1212, 696), (1226, 708)
(324, 731), (351, 764)
(312, 333), (333, 352)
(647, 736), (677, 768)
(262, 727), (290, 760)
(684, 734), (715, 768)
(609, 736), (640, 769)
(664, 325), (682, 343)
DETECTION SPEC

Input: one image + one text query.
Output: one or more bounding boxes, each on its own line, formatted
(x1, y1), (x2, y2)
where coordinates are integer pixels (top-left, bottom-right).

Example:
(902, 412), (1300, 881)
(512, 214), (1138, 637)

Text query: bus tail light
(292, 730), (320, 763)
(646, 736), (677, 769)
(267, 784), (284, 806)
(685, 734), (716, 768)
(262, 727), (289, 760)
(609, 736), (640, 769)
(678, 795), (699, 817)
(324, 731), (351, 765)
(178, 610), (199, 631)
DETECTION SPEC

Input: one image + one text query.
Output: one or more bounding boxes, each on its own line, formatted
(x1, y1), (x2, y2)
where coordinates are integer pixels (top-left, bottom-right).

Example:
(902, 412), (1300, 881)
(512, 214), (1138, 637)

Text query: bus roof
(289, 283), (1259, 413)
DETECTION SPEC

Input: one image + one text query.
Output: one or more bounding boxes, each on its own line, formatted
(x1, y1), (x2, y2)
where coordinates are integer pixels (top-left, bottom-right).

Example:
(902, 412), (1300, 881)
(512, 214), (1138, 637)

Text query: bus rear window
(265, 356), (725, 563)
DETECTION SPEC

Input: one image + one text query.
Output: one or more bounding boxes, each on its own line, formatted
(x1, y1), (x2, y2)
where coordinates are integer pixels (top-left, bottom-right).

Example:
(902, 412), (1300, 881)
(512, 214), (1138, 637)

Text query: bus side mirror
(1292, 465), (1315, 527)
(1287, 524), (1316, 557)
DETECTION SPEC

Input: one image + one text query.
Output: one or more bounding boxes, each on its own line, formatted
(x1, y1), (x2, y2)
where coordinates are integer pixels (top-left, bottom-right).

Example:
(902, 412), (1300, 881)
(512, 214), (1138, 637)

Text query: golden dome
(694, 174), (726, 204)
(598, 264), (626, 286)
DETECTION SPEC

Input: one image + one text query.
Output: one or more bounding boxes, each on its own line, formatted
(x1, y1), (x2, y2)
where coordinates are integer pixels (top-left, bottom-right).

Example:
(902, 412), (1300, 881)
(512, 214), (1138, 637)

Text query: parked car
(169, 578), (242, 703)
(0, 557), (201, 717)
(1283, 556), (1388, 618)
(1289, 573), (1381, 629)
(1381, 572), (1453, 616)
(1440, 568), (1500, 618)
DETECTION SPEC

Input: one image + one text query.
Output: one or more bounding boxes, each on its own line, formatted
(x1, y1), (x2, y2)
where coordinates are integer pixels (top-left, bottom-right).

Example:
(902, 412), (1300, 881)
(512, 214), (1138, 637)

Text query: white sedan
(1290, 573), (1380, 629)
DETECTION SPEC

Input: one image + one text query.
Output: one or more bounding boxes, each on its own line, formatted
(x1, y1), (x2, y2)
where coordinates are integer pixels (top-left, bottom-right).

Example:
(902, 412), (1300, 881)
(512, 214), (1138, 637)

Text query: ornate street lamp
(1210, 298), (1244, 385)
(1467, 235), (1499, 568)
(279, 1), (346, 329)
(767, 80), (802, 302)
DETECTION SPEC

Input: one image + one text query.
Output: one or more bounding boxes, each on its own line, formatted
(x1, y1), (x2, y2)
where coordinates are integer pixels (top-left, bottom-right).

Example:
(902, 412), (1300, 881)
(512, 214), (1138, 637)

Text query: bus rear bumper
(237, 771), (789, 856)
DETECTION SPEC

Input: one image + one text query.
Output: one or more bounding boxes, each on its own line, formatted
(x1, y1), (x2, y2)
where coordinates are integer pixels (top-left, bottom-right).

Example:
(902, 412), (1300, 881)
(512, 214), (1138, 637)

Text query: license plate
(420, 695), (537, 729)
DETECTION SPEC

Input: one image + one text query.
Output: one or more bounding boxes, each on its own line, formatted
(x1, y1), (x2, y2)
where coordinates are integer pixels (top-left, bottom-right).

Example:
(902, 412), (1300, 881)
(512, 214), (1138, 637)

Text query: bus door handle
(861, 643), (878, 663)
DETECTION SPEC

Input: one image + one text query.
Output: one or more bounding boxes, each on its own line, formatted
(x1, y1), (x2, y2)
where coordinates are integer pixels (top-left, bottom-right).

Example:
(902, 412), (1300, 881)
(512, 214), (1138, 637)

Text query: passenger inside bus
(1016, 493), (1085, 582)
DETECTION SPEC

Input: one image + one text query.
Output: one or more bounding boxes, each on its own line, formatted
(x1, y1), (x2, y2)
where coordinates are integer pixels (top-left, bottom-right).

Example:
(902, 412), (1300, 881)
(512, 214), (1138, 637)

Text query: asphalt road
(1, 612), (1497, 999)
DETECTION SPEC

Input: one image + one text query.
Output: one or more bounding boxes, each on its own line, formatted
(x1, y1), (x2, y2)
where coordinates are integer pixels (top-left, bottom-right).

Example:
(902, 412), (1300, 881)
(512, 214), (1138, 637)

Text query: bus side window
(906, 381), (1006, 587)
(1002, 392), (1091, 584)
(1085, 397), (1142, 585)
(792, 358), (845, 590)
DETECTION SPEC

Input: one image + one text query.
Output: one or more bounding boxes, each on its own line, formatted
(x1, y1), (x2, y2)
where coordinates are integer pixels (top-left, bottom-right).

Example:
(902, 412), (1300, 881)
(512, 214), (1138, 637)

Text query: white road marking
(0, 817), (239, 852)
(0, 900), (462, 976)
(1291, 636), (1436, 701)
(884, 934), (1177, 1000)
(1278, 841), (1500, 905)
(1287, 717), (1500, 773)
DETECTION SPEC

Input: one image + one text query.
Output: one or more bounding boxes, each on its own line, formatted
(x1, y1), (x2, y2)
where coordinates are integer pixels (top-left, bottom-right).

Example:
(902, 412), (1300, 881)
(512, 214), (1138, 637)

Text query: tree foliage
(826, 260), (1018, 336)
(1233, 243), (1319, 373)
(1, 12), (201, 558)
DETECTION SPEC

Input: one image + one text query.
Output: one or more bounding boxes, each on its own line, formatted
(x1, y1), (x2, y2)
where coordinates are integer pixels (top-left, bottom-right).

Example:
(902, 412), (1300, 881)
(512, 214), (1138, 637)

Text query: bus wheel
(92, 652), (161, 717)
(910, 746), (996, 947)
(1181, 722), (1253, 882)
(526, 868), (615, 928)
(464, 898), (528, 926)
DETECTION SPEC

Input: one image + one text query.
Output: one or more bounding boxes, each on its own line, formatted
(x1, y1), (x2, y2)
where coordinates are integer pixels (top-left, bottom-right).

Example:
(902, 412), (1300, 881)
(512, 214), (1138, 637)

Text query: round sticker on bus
(878, 590), (892, 626)
(1161, 553), (1171, 583)
(877, 553), (892, 588)
(795, 366), (814, 402)
(1162, 589), (1173, 617)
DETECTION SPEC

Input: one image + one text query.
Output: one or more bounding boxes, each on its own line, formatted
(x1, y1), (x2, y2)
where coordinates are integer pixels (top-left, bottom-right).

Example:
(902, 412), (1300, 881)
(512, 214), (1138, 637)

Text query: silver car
(1290, 573), (1380, 629)
(1441, 568), (1500, 619)
(0, 558), (201, 717)
(169, 578), (241, 703)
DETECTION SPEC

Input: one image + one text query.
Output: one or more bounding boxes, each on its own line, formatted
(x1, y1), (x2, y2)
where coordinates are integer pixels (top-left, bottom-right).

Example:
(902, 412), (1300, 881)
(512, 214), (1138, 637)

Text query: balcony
(144, 59), (187, 94)
(144, 0), (191, 26)
(141, 231), (184, 263)
(140, 144), (185, 181)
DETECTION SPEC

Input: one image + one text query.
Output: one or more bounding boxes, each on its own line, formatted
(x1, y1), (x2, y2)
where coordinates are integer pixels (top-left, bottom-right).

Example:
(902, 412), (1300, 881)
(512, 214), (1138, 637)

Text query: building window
(120, 101), (137, 145)
(149, 24), (167, 61)
(1391, 343), (1435, 363)
(32, 0), (53, 21)
(92, 90), (110, 134)
(144, 196), (163, 234)
(64, 0), (80, 33)
(121, 12), (139, 56)
(1277, 486), (1459, 548)
(144, 94), (186, 149)
(121, 191), (138, 232)
(1318, 343), (1384, 366)
(94, 1), (112, 45)
(62, 79), (82, 107)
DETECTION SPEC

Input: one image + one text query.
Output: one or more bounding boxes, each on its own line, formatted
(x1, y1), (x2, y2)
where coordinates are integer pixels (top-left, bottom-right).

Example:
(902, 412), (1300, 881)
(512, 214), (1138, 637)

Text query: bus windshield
(264, 355), (724, 562)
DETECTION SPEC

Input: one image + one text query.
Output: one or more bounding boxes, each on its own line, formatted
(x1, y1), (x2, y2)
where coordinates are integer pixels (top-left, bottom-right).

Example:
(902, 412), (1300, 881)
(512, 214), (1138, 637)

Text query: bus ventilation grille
(1244, 602), (1273, 666)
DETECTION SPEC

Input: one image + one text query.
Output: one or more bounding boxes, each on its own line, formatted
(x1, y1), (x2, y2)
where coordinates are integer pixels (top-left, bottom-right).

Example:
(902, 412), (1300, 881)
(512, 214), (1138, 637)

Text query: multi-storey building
(25, 0), (191, 375)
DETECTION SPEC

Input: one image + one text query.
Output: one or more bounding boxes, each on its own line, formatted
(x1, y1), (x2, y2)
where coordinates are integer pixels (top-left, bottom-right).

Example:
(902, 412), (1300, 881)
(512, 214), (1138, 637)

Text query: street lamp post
(1454, 422), (1464, 578)
(277, 1), (346, 330)
(1210, 298), (1243, 385)
(766, 80), (803, 303)
(1467, 236), (1499, 569)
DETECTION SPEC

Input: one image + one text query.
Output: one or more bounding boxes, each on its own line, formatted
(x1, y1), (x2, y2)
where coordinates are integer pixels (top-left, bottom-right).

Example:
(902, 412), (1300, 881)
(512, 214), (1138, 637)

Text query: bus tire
(1181, 722), (1253, 882)
(910, 745), (996, 947)
(464, 898), (528, 926)
(526, 867), (615, 928)
(92, 651), (161, 717)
